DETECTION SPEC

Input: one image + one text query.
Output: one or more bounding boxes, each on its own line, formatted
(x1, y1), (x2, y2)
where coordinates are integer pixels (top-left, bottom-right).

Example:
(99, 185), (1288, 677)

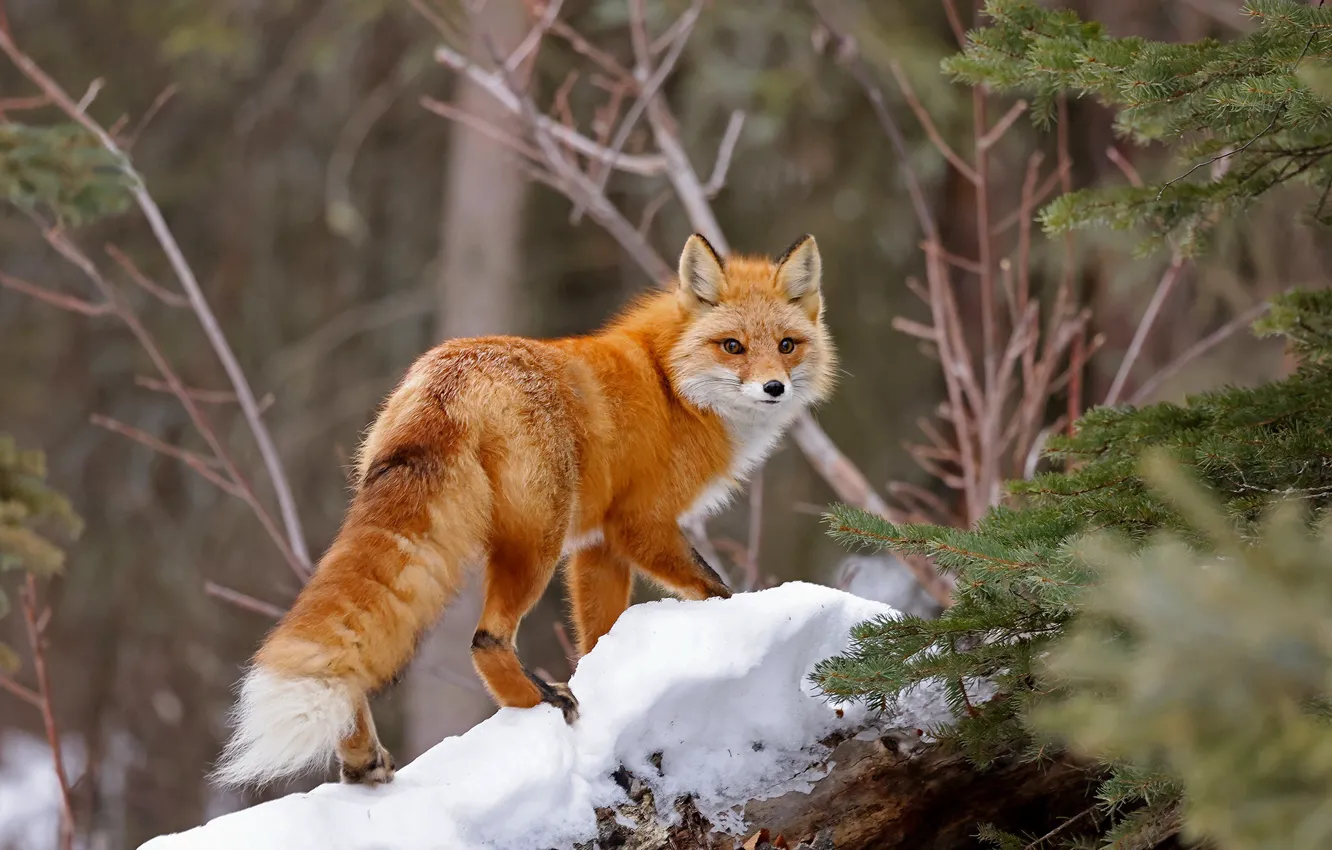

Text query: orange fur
(213, 234), (837, 788)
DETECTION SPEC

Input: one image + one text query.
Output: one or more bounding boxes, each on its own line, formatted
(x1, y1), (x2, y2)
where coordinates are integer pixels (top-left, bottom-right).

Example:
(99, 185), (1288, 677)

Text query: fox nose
(762, 380), (786, 398)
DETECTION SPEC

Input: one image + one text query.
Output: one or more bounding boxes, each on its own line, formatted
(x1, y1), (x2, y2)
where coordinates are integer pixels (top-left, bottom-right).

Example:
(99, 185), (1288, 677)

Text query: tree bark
(404, 0), (532, 759)
(592, 738), (1098, 850)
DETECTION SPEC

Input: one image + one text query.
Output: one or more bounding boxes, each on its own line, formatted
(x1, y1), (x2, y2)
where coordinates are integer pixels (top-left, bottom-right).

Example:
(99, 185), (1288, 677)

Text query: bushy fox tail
(211, 412), (491, 788)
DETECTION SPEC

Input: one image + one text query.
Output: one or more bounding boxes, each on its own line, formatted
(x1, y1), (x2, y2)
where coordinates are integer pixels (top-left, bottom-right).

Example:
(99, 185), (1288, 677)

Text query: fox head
(669, 233), (836, 420)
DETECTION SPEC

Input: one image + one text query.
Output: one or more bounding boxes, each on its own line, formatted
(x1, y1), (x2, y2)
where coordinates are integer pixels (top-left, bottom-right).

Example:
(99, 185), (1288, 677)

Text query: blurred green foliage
(1034, 455), (1332, 850)
(0, 123), (130, 224)
(0, 435), (82, 672)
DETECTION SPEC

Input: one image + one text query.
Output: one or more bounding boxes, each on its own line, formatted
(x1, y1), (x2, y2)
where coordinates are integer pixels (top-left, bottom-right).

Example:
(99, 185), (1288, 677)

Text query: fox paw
(541, 681), (579, 724)
(339, 745), (396, 786)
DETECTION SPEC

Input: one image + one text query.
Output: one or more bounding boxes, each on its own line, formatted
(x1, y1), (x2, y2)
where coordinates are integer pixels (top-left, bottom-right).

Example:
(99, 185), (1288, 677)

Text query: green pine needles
(943, 0), (1332, 255)
(813, 3), (1332, 848)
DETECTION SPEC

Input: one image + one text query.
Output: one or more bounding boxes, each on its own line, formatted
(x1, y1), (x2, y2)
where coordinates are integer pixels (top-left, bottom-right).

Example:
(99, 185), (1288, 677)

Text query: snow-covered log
(139, 583), (1090, 850)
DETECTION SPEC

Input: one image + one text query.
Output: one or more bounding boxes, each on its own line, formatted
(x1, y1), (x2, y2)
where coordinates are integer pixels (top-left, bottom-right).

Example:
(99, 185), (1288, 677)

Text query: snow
(0, 731), (85, 850)
(835, 553), (944, 620)
(139, 582), (955, 850)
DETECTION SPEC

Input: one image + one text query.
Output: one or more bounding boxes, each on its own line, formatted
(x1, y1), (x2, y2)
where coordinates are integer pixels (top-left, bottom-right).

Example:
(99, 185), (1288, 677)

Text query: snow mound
(140, 582), (952, 850)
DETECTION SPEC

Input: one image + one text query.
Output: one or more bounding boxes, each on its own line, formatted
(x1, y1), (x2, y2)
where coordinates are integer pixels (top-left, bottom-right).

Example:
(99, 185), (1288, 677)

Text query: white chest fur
(678, 408), (798, 525)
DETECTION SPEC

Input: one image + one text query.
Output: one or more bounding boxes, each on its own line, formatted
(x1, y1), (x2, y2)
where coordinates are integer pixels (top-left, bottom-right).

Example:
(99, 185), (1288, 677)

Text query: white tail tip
(210, 667), (356, 788)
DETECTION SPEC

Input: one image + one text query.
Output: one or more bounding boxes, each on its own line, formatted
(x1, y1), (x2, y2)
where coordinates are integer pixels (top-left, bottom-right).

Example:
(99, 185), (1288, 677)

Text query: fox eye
(721, 338), (745, 355)
(778, 338), (796, 354)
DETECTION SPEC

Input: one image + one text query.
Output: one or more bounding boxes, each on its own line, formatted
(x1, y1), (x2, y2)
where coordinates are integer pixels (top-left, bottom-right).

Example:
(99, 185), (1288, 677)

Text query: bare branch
(505, 0), (565, 72)
(75, 77), (103, 112)
(1129, 301), (1270, 405)
(0, 270), (110, 316)
(133, 375), (276, 412)
(1103, 255), (1188, 406)
(991, 159), (1071, 236)
(420, 95), (546, 162)
(745, 466), (764, 591)
(703, 110), (745, 197)
(0, 93), (49, 113)
(1106, 145), (1144, 187)
(888, 59), (979, 185)
(978, 99), (1028, 150)
(33, 218), (305, 576)
(90, 414), (244, 498)
(123, 83), (178, 150)
(204, 581), (287, 619)
(22, 577), (75, 850)
(892, 316), (938, 342)
(104, 243), (189, 307)
(578, 0), (702, 222)
(941, 0), (968, 46)
(809, 1), (938, 240)
(0, 672), (41, 709)
(433, 45), (668, 176)
(0, 28), (313, 572)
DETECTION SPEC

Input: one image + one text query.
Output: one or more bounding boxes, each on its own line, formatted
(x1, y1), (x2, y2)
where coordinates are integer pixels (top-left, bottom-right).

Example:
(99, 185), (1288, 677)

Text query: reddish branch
(0, 27), (311, 573)
(0, 576), (80, 850)
(0, 27), (312, 587)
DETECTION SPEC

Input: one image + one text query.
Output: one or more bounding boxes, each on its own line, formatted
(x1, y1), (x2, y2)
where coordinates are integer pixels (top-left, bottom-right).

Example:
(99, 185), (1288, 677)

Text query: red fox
(212, 234), (836, 788)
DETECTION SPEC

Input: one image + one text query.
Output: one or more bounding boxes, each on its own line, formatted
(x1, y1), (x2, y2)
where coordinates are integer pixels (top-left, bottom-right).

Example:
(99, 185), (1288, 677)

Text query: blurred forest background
(1, 1), (1328, 847)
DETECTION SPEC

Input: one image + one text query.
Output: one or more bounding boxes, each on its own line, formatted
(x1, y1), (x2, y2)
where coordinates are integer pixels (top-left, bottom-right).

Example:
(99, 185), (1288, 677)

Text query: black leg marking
(471, 629), (505, 652)
(473, 629), (579, 722)
(688, 546), (733, 598)
(339, 748), (395, 786)
(522, 666), (580, 723)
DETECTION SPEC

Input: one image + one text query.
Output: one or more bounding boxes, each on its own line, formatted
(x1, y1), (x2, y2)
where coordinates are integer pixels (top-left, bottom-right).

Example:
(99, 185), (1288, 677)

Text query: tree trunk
(403, 0), (532, 760)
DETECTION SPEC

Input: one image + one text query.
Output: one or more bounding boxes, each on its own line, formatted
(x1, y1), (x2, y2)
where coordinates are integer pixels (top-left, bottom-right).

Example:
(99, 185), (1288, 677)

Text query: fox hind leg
(566, 543), (633, 658)
(337, 694), (395, 785)
(470, 536), (578, 723)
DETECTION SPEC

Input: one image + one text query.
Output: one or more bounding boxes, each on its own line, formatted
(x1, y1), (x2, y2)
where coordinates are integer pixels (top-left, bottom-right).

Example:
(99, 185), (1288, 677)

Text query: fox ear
(678, 233), (725, 311)
(775, 234), (822, 317)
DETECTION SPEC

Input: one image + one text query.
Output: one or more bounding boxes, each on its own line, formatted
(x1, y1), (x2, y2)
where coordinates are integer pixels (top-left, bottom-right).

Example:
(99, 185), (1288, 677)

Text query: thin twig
(978, 99), (1028, 150)
(104, 244), (189, 307)
(940, 0), (968, 46)
(1106, 145), (1144, 187)
(134, 375), (275, 411)
(703, 110), (745, 196)
(577, 0), (702, 222)
(888, 59), (979, 185)
(0, 270), (110, 316)
(553, 621), (578, 668)
(745, 466), (764, 591)
(123, 83), (178, 150)
(505, 0), (565, 72)
(22, 577), (75, 850)
(810, 0), (938, 240)
(992, 158), (1071, 235)
(34, 218), (304, 576)
(0, 672), (42, 709)
(420, 95), (546, 162)
(433, 45), (668, 176)
(1128, 301), (1270, 404)
(203, 582), (287, 619)
(1103, 255), (1187, 406)
(0, 29), (313, 573)
(90, 414), (244, 498)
